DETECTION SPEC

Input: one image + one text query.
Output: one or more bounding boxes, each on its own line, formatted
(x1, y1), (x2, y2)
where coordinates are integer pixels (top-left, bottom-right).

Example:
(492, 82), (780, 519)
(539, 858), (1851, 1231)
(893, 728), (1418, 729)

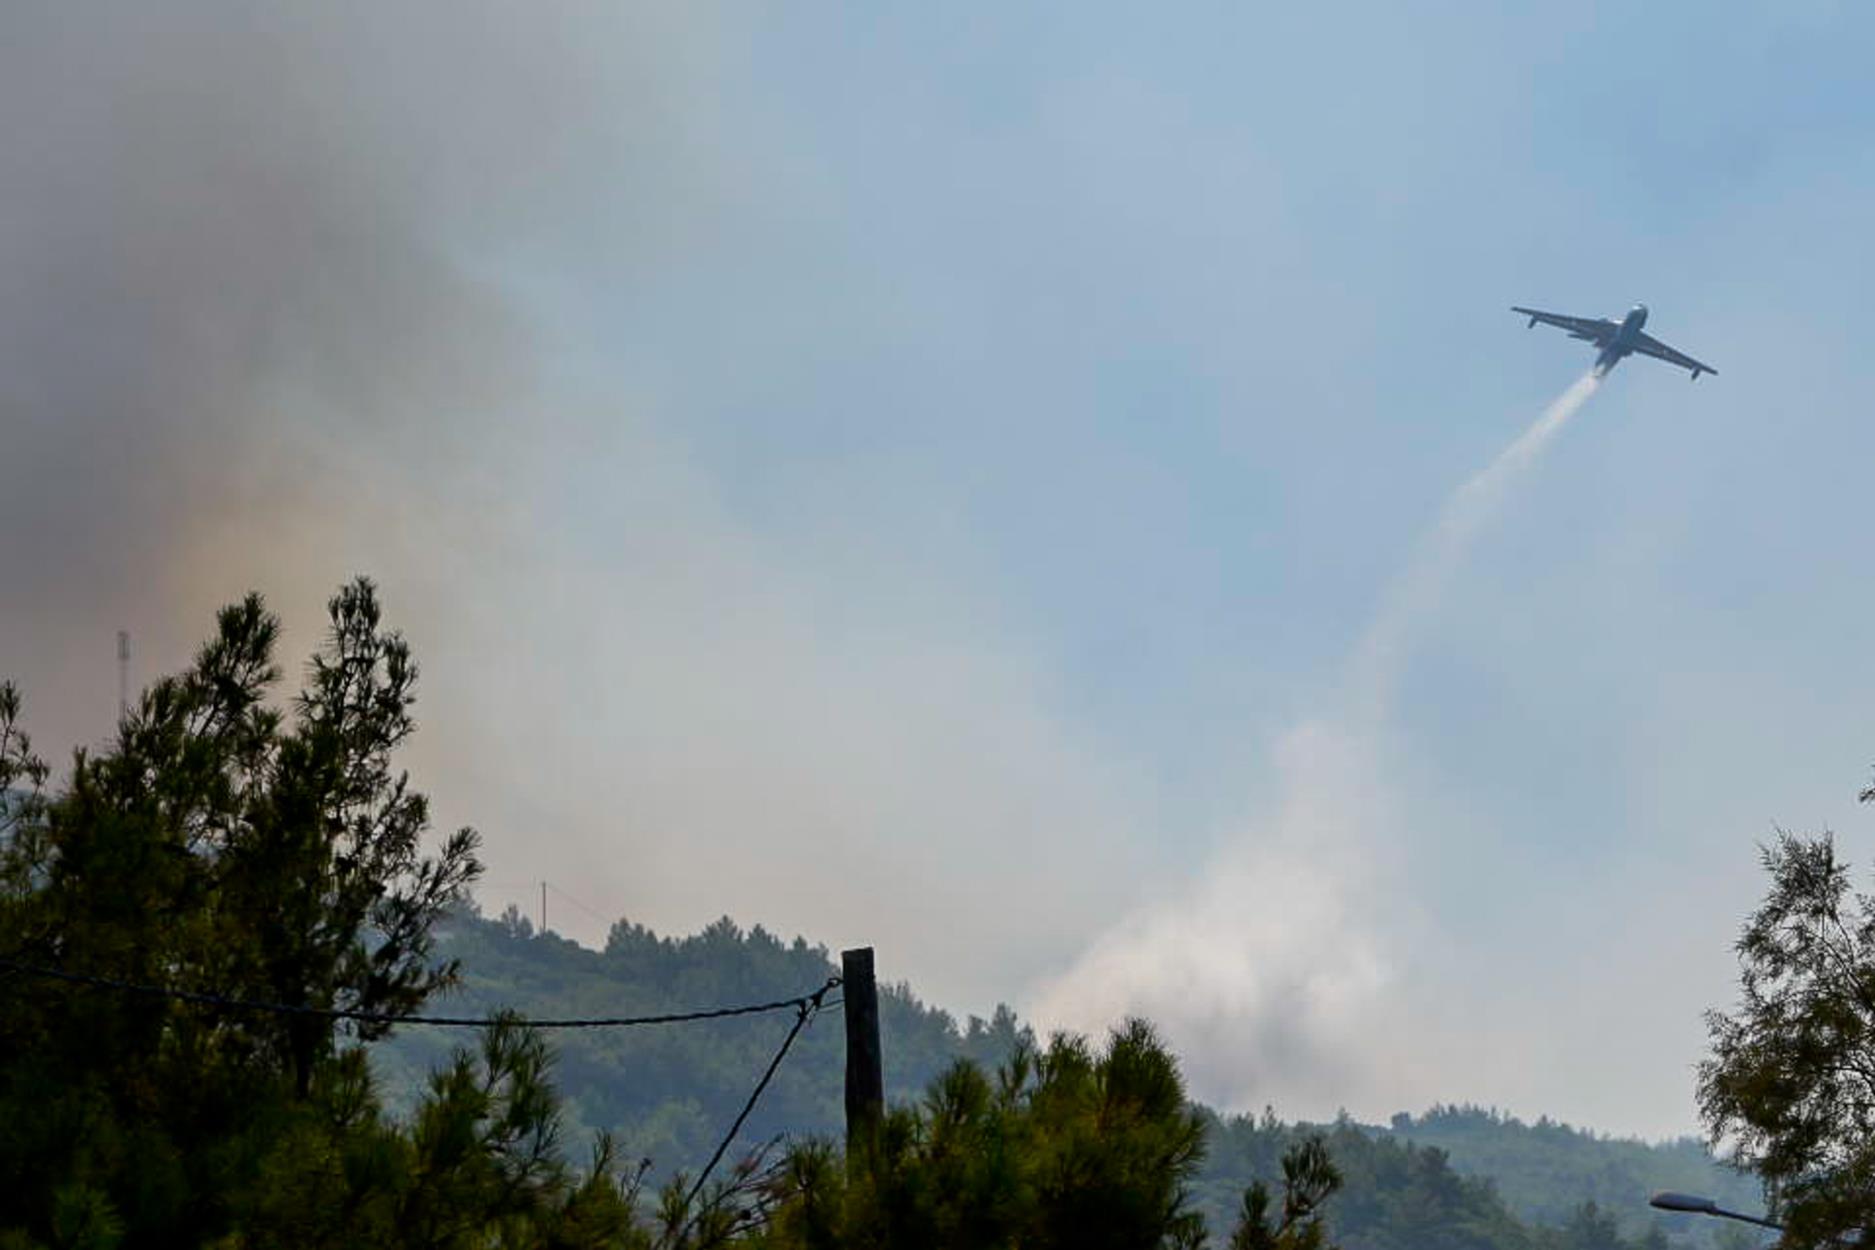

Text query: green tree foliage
(223, 1021), (652, 1250)
(1, 578), (1769, 1249)
(383, 905), (1747, 1249)
(373, 908), (1031, 1183)
(0, 582), (633, 1248)
(1226, 1135), (1342, 1250)
(1197, 1114), (1715, 1250)
(0, 584), (1233, 1249)
(1378, 1107), (1759, 1246)
(1201, 1114), (1530, 1250)
(748, 1021), (1213, 1250)
(1699, 824), (1875, 1247)
(1554, 1202), (1625, 1250)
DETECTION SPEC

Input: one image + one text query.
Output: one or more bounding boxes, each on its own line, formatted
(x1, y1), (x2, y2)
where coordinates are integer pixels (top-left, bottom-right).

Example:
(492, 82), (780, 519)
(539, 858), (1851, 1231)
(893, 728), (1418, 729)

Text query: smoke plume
(0, 4), (721, 747)
(1030, 372), (1602, 1117)
(0, 5), (1152, 1009)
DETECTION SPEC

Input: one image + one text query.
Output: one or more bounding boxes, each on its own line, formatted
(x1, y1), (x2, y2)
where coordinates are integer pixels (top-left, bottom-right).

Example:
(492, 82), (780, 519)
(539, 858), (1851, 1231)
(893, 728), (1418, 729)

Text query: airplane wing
(1630, 331), (1717, 379)
(1511, 307), (1619, 345)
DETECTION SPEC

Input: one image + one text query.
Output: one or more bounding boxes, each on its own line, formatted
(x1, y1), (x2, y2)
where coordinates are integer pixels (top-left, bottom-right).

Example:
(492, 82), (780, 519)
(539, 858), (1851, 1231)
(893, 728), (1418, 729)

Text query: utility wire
(543, 881), (612, 926)
(9, 953), (847, 1241)
(0, 956), (831, 1030)
(684, 976), (839, 1212)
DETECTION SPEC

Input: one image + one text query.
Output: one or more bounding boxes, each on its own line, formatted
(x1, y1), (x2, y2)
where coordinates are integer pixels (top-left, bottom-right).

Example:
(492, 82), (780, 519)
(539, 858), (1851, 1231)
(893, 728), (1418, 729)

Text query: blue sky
(7, 2), (1875, 1138)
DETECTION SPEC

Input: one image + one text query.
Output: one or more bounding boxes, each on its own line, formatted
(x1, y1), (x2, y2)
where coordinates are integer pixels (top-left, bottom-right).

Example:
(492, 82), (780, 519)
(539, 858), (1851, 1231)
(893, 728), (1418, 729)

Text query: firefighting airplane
(1511, 303), (1717, 380)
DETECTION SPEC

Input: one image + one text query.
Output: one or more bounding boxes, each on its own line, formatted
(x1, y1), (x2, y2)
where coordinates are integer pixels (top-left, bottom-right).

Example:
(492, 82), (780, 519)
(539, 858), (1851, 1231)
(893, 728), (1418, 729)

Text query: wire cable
(543, 881), (613, 926)
(684, 976), (839, 1211)
(0, 956), (833, 1030)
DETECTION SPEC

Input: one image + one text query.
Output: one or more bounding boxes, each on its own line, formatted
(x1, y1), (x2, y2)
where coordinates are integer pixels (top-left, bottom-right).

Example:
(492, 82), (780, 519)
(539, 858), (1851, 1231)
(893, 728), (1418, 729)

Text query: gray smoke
(0, 6), (1151, 1008)
(0, 3), (723, 750)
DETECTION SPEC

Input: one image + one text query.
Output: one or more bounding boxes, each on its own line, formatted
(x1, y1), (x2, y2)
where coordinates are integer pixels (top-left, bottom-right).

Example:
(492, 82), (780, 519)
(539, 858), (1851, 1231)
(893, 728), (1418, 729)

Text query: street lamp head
(1651, 1193), (1721, 1215)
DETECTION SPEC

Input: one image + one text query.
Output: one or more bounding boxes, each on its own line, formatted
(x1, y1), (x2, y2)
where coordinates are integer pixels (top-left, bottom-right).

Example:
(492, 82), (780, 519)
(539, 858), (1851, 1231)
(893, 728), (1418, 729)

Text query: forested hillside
(372, 903), (1028, 1182)
(375, 905), (1766, 1248)
(1382, 1107), (1762, 1242)
(1197, 1112), (1765, 1250)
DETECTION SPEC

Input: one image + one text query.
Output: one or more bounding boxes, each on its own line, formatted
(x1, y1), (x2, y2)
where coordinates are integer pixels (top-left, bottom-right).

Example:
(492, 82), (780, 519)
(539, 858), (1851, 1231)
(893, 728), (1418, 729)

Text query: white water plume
(1031, 371), (1603, 1117)
(1348, 369), (1601, 727)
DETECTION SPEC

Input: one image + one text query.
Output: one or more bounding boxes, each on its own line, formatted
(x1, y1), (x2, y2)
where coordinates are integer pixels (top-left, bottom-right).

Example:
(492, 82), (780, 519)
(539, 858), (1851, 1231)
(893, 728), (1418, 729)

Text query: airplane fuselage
(1513, 300), (1713, 380)
(1595, 303), (1649, 376)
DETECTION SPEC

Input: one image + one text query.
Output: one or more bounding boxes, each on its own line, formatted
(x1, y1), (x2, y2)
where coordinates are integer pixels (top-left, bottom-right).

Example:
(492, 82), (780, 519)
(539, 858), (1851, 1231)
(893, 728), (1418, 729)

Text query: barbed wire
(0, 956), (840, 1030)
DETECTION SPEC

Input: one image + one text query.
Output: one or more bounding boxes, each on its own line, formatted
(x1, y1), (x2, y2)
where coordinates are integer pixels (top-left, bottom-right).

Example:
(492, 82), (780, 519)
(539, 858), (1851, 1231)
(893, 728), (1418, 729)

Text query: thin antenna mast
(116, 631), (130, 719)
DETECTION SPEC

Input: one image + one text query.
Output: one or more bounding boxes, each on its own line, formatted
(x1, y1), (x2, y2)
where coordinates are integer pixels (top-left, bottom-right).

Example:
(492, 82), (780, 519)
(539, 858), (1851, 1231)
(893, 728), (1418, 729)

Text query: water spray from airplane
(1032, 370), (1605, 1118)
(1348, 369), (1602, 727)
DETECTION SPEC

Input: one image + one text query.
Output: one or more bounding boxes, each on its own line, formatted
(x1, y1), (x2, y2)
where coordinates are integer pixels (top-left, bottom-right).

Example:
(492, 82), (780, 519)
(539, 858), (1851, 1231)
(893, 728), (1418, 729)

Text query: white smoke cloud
(1031, 374), (1602, 1119)
(1031, 721), (1397, 1110)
